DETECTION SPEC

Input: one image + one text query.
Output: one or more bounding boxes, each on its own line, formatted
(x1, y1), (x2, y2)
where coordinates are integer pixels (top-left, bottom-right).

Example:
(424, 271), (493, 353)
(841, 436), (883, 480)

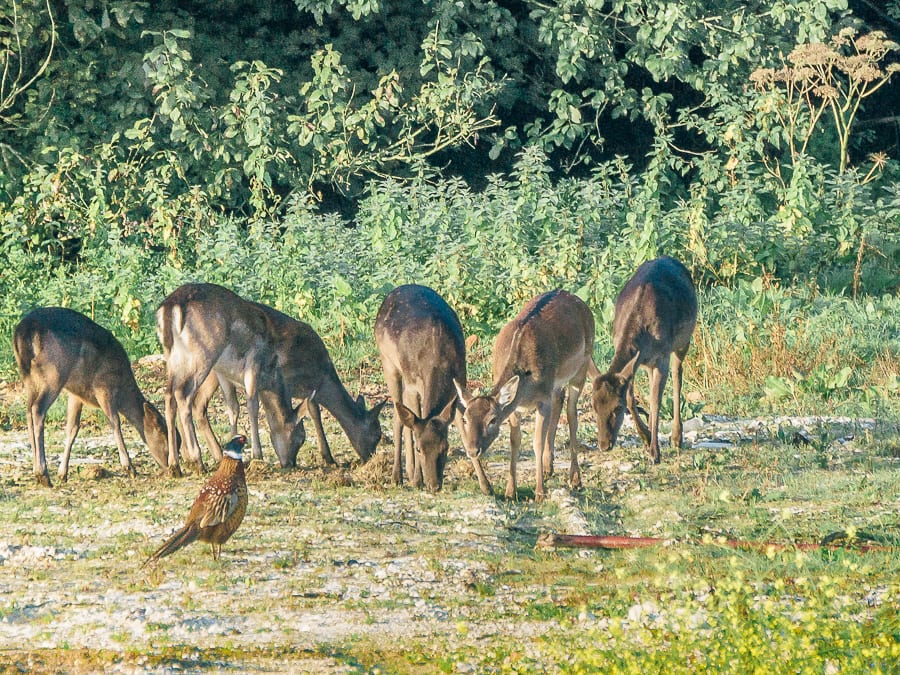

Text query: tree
(0, 0), (55, 169)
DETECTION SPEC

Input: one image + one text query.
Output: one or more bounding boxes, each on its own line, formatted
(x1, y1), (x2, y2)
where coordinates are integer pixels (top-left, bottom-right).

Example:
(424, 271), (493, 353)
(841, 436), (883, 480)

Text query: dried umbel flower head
(749, 68), (775, 89)
(837, 54), (884, 82)
(831, 27), (857, 48)
(813, 85), (839, 100)
(854, 31), (898, 56)
(869, 152), (888, 171)
(789, 42), (838, 68)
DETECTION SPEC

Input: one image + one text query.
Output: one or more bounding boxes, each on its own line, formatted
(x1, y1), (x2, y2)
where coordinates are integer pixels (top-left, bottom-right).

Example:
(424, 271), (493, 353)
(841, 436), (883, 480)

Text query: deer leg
(194, 373), (224, 461)
(544, 389), (565, 476)
(533, 401), (553, 502)
(95, 391), (135, 478)
(28, 384), (58, 487)
(385, 372), (404, 485)
(58, 396), (83, 483)
(566, 382), (583, 489)
(407, 425), (421, 487)
(163, 370), (185, 476)
(410, 393), (424, 488)
(304, 401), (333, 466)
(242, 370), (264, 462)
(392, 408), (404, 485)
(173, 371), (208, 473)
(671, 351), (685, 450)
(648, 364), (668, 464)
(218, 375), (241, 438)
(627, 378), (652, 447)
(506, 412), (522, 500)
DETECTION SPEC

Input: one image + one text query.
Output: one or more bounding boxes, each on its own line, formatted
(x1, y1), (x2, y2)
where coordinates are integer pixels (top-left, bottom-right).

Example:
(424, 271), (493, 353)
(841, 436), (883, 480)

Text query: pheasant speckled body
(144, 435), (248, 565)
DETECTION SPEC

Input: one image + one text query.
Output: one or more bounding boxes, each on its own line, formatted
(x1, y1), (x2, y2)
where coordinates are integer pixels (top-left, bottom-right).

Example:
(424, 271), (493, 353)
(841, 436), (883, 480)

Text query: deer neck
(608, 348), (639, 379)
(118, 392), (150, 442)
(315, 374), (367, 445)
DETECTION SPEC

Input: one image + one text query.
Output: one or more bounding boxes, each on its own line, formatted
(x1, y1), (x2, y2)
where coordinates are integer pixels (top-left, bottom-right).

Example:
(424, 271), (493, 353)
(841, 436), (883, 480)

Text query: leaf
(763, 376), (793, 402)
(332, 274), (353, 297)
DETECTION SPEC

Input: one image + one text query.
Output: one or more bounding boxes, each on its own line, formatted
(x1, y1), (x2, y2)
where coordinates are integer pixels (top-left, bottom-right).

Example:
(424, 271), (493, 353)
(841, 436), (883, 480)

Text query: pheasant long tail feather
(143, 524), (200, 567)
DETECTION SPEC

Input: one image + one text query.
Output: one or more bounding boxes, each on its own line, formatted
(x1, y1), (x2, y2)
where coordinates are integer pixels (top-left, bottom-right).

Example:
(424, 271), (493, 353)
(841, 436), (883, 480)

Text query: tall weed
(0, 149), (897, 418)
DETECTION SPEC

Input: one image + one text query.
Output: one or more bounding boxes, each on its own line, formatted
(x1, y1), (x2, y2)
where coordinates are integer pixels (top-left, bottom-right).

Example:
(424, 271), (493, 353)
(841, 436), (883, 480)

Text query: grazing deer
(156, 283), (307, 474)
(13, 307), (171, 486)
(591, 256), (697, 463)
(191, 302), (385, 466)
(454, 290), (596, 501)
(374, 284), (469, 493)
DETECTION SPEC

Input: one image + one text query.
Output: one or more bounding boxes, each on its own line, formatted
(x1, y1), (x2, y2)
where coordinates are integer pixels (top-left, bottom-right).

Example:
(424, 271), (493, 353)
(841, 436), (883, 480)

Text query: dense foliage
(0, 0), (898, 414)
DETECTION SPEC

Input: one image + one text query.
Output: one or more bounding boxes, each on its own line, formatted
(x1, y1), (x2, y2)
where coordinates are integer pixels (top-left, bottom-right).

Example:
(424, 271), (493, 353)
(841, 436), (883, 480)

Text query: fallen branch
(536, 532), (895, 553)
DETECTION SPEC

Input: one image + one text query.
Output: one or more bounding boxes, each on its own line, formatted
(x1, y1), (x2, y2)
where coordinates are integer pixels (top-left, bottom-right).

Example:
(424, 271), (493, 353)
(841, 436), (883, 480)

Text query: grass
(1, 398), (897, 673)
(0, 287), (898, 673)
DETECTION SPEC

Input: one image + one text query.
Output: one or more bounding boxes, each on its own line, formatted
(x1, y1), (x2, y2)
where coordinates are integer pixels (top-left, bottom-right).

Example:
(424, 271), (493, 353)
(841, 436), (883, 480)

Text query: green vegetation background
(0, 0), (898, 417)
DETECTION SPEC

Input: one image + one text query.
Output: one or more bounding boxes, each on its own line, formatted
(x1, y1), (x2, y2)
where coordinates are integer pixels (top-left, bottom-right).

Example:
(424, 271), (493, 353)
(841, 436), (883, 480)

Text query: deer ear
(372, 398), (388, 416)
(618, 351), (640, 381)
(497, 375), (519, 408)
(454, 379), (473, 409)
(395, 401), (420, 429)
(437, 395), (457, 424)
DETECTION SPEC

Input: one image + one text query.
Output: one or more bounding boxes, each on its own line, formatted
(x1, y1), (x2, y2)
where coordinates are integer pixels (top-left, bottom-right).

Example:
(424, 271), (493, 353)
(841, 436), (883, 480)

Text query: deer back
(375, 284), (466, 415)
(375, 284), (466, 490)
(609, 256), (697, 370)
(456, 290), (595, 457)
(492, 289), (596, 402)
(15, 307), (145, 415)
(157, 284), (281, 392)
(252, 301), (384, 462)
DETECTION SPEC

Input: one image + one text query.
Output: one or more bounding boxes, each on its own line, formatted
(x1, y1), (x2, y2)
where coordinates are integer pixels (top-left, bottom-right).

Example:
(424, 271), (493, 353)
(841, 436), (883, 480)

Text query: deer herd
(13, 256), (698, 501)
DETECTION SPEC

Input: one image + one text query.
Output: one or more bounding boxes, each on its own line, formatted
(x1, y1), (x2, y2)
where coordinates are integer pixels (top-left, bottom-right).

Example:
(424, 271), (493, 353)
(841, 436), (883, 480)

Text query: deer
(374, 284), (474, 493)
(189, 301), (385, 467)
(156, 283), (307, 474)
(12, 307), (171, 487)
(454, 290), (596, 501)
(590, 256), (697, 464)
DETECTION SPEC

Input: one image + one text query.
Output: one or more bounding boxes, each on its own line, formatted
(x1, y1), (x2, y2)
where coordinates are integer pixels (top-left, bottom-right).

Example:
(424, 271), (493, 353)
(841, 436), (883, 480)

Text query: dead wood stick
(536, 533), (895, 553)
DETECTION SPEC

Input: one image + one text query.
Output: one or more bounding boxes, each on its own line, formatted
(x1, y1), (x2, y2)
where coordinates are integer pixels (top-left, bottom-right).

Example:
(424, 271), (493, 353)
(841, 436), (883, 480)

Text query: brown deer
(454, 290), (595, 501)
(156, 283), (307, 474)
(13, 307), (171, 486)
(591, 256), (697, 463)
(374, 284), (468, 493)
(191, 302), (385, 467)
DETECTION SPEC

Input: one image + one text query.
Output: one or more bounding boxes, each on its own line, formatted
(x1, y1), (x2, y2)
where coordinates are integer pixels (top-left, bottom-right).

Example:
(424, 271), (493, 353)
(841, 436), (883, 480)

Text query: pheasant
(144, 435), (249, 565)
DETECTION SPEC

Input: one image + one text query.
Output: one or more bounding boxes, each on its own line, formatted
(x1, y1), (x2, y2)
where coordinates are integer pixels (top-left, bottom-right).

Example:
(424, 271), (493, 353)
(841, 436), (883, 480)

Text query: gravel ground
(0, 385), (892, 673)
